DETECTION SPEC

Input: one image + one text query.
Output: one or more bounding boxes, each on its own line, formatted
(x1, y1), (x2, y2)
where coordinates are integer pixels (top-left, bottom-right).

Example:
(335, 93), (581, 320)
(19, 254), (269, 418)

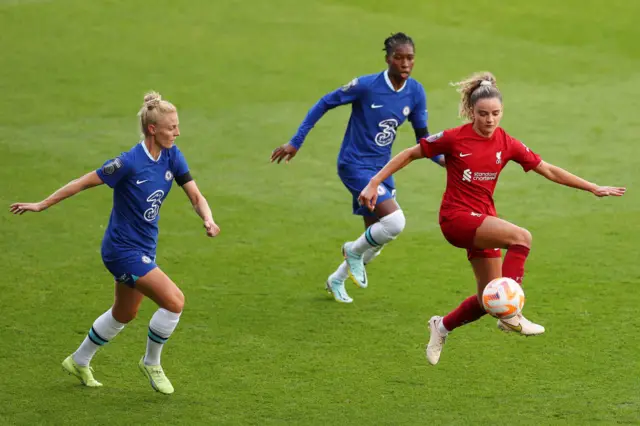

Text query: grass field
(1, 0), (640, 424)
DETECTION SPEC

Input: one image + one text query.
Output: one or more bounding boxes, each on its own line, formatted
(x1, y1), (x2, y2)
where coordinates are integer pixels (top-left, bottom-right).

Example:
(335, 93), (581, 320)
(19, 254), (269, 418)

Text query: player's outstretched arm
(181, 180), (220, 237)
(270, 95), (332, 164)
(359, 145), (425, 211)
(533, 161), (626, 197)
(9, 171), (104, 215)
(272, 80), (363, 165)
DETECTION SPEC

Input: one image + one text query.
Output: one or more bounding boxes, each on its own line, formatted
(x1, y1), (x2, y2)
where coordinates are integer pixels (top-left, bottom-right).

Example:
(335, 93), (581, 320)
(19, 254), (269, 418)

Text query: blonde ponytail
(450, 72), (501, 121)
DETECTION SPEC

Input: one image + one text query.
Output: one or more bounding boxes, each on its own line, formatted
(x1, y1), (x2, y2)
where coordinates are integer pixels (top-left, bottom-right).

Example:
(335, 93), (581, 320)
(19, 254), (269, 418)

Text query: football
(481, 277), (525, 319)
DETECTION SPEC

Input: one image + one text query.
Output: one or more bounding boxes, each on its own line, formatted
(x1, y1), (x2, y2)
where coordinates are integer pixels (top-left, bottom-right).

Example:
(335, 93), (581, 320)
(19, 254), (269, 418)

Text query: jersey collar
(140, 141), (162, 162)
(384, 70), (407, 93)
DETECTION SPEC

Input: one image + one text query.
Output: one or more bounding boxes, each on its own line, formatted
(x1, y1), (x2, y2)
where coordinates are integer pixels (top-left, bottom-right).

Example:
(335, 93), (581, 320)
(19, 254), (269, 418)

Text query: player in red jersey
(358, 71), (625, 365)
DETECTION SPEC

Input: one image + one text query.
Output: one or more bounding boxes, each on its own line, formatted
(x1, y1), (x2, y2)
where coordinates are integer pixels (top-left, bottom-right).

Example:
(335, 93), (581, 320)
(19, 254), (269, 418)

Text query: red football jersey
(419, 123), (542, 221)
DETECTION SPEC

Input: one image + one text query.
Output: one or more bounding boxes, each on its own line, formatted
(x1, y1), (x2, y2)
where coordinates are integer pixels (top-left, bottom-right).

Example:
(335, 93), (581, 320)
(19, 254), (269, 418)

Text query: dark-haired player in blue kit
(271, 33), (443, 303)
(10, 92), (220, 394)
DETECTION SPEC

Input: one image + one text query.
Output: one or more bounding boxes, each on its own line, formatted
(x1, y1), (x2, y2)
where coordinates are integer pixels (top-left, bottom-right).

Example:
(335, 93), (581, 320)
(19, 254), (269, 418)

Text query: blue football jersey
(96, 142), (189, 261)
(290, 70), (428, 168)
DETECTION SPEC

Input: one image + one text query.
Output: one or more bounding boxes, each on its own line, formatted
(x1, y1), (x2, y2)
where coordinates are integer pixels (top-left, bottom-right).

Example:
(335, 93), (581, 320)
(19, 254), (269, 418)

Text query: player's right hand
(358, 184), (379, 212)
(270, 143), (298, 164)
(9, 202), (45, 215)
(591, 186), (626, 197)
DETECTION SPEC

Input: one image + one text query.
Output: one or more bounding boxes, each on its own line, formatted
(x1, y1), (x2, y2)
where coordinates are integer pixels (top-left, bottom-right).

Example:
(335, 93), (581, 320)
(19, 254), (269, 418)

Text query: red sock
(442, 295), (487, 331)
(502, 244), (530, 285)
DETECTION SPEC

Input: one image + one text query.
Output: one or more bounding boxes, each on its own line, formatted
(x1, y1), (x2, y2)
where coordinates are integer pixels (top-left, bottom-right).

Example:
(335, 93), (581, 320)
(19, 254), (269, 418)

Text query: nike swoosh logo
(502, 321), (522, 332)
(371, 104), (383, 109)
(459, 153), (472, 157)
(136, 180), (149, 185)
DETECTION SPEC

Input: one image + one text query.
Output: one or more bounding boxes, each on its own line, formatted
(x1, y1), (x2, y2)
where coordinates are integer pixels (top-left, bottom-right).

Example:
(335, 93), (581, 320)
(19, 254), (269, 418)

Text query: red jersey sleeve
(419, 129), (454, 158)
(507, 135), (542, 172)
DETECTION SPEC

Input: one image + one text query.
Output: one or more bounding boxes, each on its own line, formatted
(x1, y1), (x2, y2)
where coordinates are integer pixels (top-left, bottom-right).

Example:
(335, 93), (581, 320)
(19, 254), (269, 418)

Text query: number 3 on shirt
(144, 190), (164, 222)
(375, 119), (399, 147)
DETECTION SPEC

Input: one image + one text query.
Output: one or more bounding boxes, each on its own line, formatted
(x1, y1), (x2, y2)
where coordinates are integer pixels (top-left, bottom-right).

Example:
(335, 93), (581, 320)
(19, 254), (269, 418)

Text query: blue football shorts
(102, 251), (157, 287)
(338, 164), (396, 216)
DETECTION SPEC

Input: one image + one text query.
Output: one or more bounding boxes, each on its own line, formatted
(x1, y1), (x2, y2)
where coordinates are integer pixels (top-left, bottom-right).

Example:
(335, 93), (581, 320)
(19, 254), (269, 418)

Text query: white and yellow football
(482, 277), (525, 319)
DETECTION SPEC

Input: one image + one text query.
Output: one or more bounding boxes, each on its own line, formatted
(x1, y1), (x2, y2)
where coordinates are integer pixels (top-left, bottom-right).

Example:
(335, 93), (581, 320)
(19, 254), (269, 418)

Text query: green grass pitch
(1, 0), (639, 424)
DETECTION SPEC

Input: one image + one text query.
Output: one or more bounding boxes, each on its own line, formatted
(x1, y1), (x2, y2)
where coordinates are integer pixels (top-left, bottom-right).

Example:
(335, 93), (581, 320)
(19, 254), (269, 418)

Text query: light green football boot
(138, 357), (174, 395)
(62, 355), (103, 387)
(325, 277), (353, 303)
(342, 242), (368, 288)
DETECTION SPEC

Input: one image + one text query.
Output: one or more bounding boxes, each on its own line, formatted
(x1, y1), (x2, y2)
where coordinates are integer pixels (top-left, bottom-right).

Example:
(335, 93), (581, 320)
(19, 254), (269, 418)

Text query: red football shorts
(440, 210), (502, 261)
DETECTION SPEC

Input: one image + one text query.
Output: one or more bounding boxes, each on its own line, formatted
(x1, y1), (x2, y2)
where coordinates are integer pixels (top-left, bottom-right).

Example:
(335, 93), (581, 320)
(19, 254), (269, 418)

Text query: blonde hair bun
(143, 91), (162, 109)
(137, 91), (176, 136)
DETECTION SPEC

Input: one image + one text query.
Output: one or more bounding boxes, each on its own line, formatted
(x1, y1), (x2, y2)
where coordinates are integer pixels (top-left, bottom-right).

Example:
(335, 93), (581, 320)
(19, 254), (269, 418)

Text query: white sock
(349, 210), (406, 255)
(363, 245), (384, 265)
(329, 261), (349, 282)
(73, 308), (125, 367)
(144, 308), (181, 366)
(437, 318), (449, 336)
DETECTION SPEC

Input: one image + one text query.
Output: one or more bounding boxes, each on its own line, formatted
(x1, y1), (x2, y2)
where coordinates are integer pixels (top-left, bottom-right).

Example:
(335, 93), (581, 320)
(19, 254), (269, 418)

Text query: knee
(381, 209), (406, 238)
(111, 306), (138, 324)
(163, 288), (185, 314)
(511, 227), (532, 247)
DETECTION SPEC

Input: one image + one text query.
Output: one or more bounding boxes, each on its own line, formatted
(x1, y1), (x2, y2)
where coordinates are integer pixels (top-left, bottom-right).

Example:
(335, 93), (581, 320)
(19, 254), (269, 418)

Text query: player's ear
(148, 124), (156, 136)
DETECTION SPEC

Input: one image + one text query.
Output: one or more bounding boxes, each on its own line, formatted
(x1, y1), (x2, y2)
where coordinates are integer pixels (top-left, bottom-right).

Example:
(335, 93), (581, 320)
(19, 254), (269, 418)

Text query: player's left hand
(204, 220), (220, 237)
(270, 143), (298, 164)
(358, 184), (379, 212)
(592, 186), (626, 197)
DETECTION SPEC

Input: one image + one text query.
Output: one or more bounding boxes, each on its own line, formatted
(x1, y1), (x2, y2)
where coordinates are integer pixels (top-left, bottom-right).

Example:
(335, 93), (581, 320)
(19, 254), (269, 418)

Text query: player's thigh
(470, 257), (503, 300)
(103, 251), (158, 319)
(473, 216), (531, 249)
(362, 198), (399, 228)
(135, 268), (185, 314)
(112, 282), (144, 323)
(374, 198), (400, 218)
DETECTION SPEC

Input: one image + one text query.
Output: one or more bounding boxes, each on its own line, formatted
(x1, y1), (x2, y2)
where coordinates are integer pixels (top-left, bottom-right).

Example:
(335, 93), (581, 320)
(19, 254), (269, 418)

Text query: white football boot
(497, 312), (545, 336)
(425, 316), (447, 365)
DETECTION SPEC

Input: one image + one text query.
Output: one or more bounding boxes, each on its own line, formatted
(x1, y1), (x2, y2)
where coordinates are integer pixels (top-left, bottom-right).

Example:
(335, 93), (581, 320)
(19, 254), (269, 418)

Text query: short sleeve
(409, 83), (428, 129)
(171, 146), (189, 178)
(419, 130), (453, 158)
(96, 152), (133, 188)
(507, 136), (542, 172)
